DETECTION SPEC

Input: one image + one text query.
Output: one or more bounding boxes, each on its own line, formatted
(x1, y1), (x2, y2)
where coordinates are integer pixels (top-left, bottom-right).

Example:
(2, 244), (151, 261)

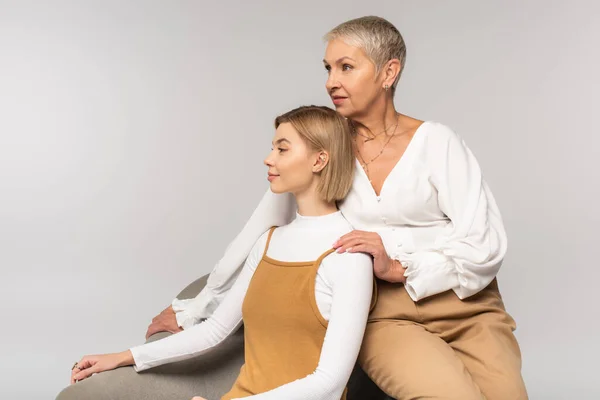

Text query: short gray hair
(324, 16), (407, 91)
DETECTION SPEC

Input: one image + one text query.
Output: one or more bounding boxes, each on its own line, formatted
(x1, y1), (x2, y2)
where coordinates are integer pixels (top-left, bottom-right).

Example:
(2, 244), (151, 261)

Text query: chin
(269, 183), (286, 194)
(333, 106), (353, 118)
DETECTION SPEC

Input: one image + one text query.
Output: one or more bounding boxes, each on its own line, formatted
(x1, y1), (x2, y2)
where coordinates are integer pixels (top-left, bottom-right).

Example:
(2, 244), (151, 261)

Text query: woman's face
(323, 39), (384, 119)
(264, 123), (319, 196)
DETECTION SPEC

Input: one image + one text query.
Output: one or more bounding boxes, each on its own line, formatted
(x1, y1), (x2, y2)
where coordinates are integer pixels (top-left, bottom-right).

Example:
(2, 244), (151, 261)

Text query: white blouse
(174, 121), (507, 328)
(132, 211), (373, 400)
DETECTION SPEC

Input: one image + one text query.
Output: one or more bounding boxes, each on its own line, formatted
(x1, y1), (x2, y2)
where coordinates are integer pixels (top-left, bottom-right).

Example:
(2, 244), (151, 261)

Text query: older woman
(165, 16), (528, 400)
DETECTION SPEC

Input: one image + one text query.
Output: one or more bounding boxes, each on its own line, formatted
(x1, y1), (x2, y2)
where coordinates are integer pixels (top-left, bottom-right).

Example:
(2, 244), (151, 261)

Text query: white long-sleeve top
(131, 211), (373, 400)
(174, 121), (507, 328)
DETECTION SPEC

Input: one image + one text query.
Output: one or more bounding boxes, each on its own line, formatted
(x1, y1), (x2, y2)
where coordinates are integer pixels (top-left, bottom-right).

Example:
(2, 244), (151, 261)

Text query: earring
(320, 155), (326, 161)
(384, 84), (389, 91)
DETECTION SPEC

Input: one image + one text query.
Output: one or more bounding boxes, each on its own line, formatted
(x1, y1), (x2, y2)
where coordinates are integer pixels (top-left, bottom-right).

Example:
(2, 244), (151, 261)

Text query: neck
(294, 184), (338, 217)
(352, 100), (399, 140)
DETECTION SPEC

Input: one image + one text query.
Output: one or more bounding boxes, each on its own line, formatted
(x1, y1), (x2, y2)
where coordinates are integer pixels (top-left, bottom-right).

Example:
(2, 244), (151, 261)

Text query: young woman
(67, 106), (374, 400)
(170, 16), (528, 400)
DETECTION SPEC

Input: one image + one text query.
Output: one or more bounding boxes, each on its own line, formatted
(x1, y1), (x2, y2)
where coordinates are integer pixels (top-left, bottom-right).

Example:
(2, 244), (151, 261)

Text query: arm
(173, 189), (296, 328)
(73, 234), (268, 382)
(236, 252), (373, 400)
(385, 125), (507, 301)
(131, 232), (269, 371)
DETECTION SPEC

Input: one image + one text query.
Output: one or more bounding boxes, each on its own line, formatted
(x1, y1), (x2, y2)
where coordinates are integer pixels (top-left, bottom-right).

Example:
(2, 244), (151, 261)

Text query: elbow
(311, 368), (350, 399)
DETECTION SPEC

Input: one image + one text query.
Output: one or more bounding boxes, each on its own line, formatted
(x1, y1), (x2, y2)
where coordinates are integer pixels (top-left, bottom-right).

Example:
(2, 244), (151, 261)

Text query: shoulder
(321, 251), (373, 275)
(249, 228), (274, 257)
(319, 251), (373, 293)
(420, 121), (464, 146)
(420, 121), (475, 165)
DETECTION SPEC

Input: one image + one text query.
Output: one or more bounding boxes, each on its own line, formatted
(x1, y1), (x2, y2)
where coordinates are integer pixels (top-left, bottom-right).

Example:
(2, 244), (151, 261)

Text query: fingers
(334, 231), (387, 257)
(146, 320), (172, 339)
(70, 355), (102, 383)
(73, 364), (100, 382)
(345, 244), (373, 254)
(77, 357), (96, 370)
(146, 323), (160, 340)
(145, 324), (156, 340)
(334, 235), (365, 251)
(338, 239), (368, 253)
(70, 367), (81, 385)
(336, 237), (380, 254)
(333, 230), (379, 249)
(333, 230), (363, 246)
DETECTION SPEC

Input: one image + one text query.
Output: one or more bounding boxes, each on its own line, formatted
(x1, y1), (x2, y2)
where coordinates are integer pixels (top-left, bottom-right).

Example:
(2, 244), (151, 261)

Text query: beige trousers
(359, 279), (528, 400)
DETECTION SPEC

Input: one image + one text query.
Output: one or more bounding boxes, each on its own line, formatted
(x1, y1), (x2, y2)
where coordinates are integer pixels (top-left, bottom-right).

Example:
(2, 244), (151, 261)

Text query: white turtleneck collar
(290, 210), (346, 229)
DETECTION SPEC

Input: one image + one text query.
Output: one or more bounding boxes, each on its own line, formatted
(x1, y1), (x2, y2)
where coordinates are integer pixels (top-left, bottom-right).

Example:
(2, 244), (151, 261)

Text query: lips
(267, 173), (279, 182)
(331, 95), (347, 105)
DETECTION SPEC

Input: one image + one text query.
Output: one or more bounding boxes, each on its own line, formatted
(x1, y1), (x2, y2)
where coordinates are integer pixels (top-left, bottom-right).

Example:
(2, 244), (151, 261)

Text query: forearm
(116, 350), (134, 367)
(133, 243), (261, 371)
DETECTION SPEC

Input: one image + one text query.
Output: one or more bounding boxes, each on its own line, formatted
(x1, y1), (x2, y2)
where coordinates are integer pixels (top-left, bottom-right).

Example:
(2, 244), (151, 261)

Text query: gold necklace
(354, 119), (399, 143)
(354, 114), (401, 180)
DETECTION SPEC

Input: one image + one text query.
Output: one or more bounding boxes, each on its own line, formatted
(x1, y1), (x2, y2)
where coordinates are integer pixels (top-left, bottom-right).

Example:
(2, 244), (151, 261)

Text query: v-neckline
(355, 121), (428, 198)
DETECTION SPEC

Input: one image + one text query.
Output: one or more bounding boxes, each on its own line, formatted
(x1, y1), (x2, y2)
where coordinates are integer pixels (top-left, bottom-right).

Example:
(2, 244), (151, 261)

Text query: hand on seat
(71, 351), (133, 384)
(145, 305), (183, 339)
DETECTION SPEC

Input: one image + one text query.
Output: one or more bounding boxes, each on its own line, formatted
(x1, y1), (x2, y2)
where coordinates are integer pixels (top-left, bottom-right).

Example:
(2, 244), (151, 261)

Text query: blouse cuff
(175, 309), (196, 330)
(171, 286), (220, 329)
(402, 251), (460, 301)
(171, 298), (196, 329)
(129, 346), (147, 372)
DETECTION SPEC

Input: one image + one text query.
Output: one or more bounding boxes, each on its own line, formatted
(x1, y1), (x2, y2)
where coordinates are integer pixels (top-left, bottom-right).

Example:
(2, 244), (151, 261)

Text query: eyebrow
(322, 56), (357, 65)
(272, 138), (291, 145)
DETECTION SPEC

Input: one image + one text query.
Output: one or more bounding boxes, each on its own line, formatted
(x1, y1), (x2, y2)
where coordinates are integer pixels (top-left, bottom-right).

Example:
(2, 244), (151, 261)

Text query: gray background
(1, 0), (598, 398)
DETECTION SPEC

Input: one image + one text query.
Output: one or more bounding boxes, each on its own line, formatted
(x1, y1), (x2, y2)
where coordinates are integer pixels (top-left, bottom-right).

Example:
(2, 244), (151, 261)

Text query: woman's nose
(264, 154), (273, 166)
(325, 73), (338, 93)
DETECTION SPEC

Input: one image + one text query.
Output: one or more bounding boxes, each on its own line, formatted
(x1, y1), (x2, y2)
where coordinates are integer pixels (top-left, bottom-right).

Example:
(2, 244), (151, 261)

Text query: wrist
(383, 259), (407, 283)
(118, 350), (135, 367)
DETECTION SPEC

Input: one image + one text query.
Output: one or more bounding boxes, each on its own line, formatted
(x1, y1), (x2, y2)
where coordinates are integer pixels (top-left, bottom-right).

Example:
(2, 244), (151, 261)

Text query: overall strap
(261, 226), (277, 258)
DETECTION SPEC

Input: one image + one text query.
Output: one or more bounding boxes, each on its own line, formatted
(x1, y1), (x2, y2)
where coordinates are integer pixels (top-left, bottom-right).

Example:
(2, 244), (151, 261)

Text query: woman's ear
(383, 59), (401, 90)
(313, 152), (329, 173)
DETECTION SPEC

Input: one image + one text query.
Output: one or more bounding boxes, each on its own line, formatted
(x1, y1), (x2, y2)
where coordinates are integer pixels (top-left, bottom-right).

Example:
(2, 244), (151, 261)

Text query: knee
(359, 359), (484, 400)
(480, 377), (528, 400)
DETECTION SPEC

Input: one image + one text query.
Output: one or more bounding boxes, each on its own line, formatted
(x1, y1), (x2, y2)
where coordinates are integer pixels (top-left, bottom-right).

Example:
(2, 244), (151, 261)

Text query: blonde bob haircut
(274, 105), (354, 203)
(324, 16), (407, 93)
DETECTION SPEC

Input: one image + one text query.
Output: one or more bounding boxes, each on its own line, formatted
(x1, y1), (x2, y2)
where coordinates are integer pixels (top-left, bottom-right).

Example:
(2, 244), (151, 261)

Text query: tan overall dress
(222, 227), (349, 400)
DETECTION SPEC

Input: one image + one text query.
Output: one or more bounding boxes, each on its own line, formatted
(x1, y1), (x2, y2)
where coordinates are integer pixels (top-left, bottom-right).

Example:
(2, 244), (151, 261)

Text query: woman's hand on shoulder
(332, 230), (406, 283)
(70, 351), (133, 384)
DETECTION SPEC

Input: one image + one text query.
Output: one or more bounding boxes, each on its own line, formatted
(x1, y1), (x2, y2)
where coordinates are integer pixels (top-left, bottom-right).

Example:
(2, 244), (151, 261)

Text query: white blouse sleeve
(235, 252), (373, 400)
(401, 124), (508, 301)
(130, 232), (269, 371)
(172, 189), (296, 328)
